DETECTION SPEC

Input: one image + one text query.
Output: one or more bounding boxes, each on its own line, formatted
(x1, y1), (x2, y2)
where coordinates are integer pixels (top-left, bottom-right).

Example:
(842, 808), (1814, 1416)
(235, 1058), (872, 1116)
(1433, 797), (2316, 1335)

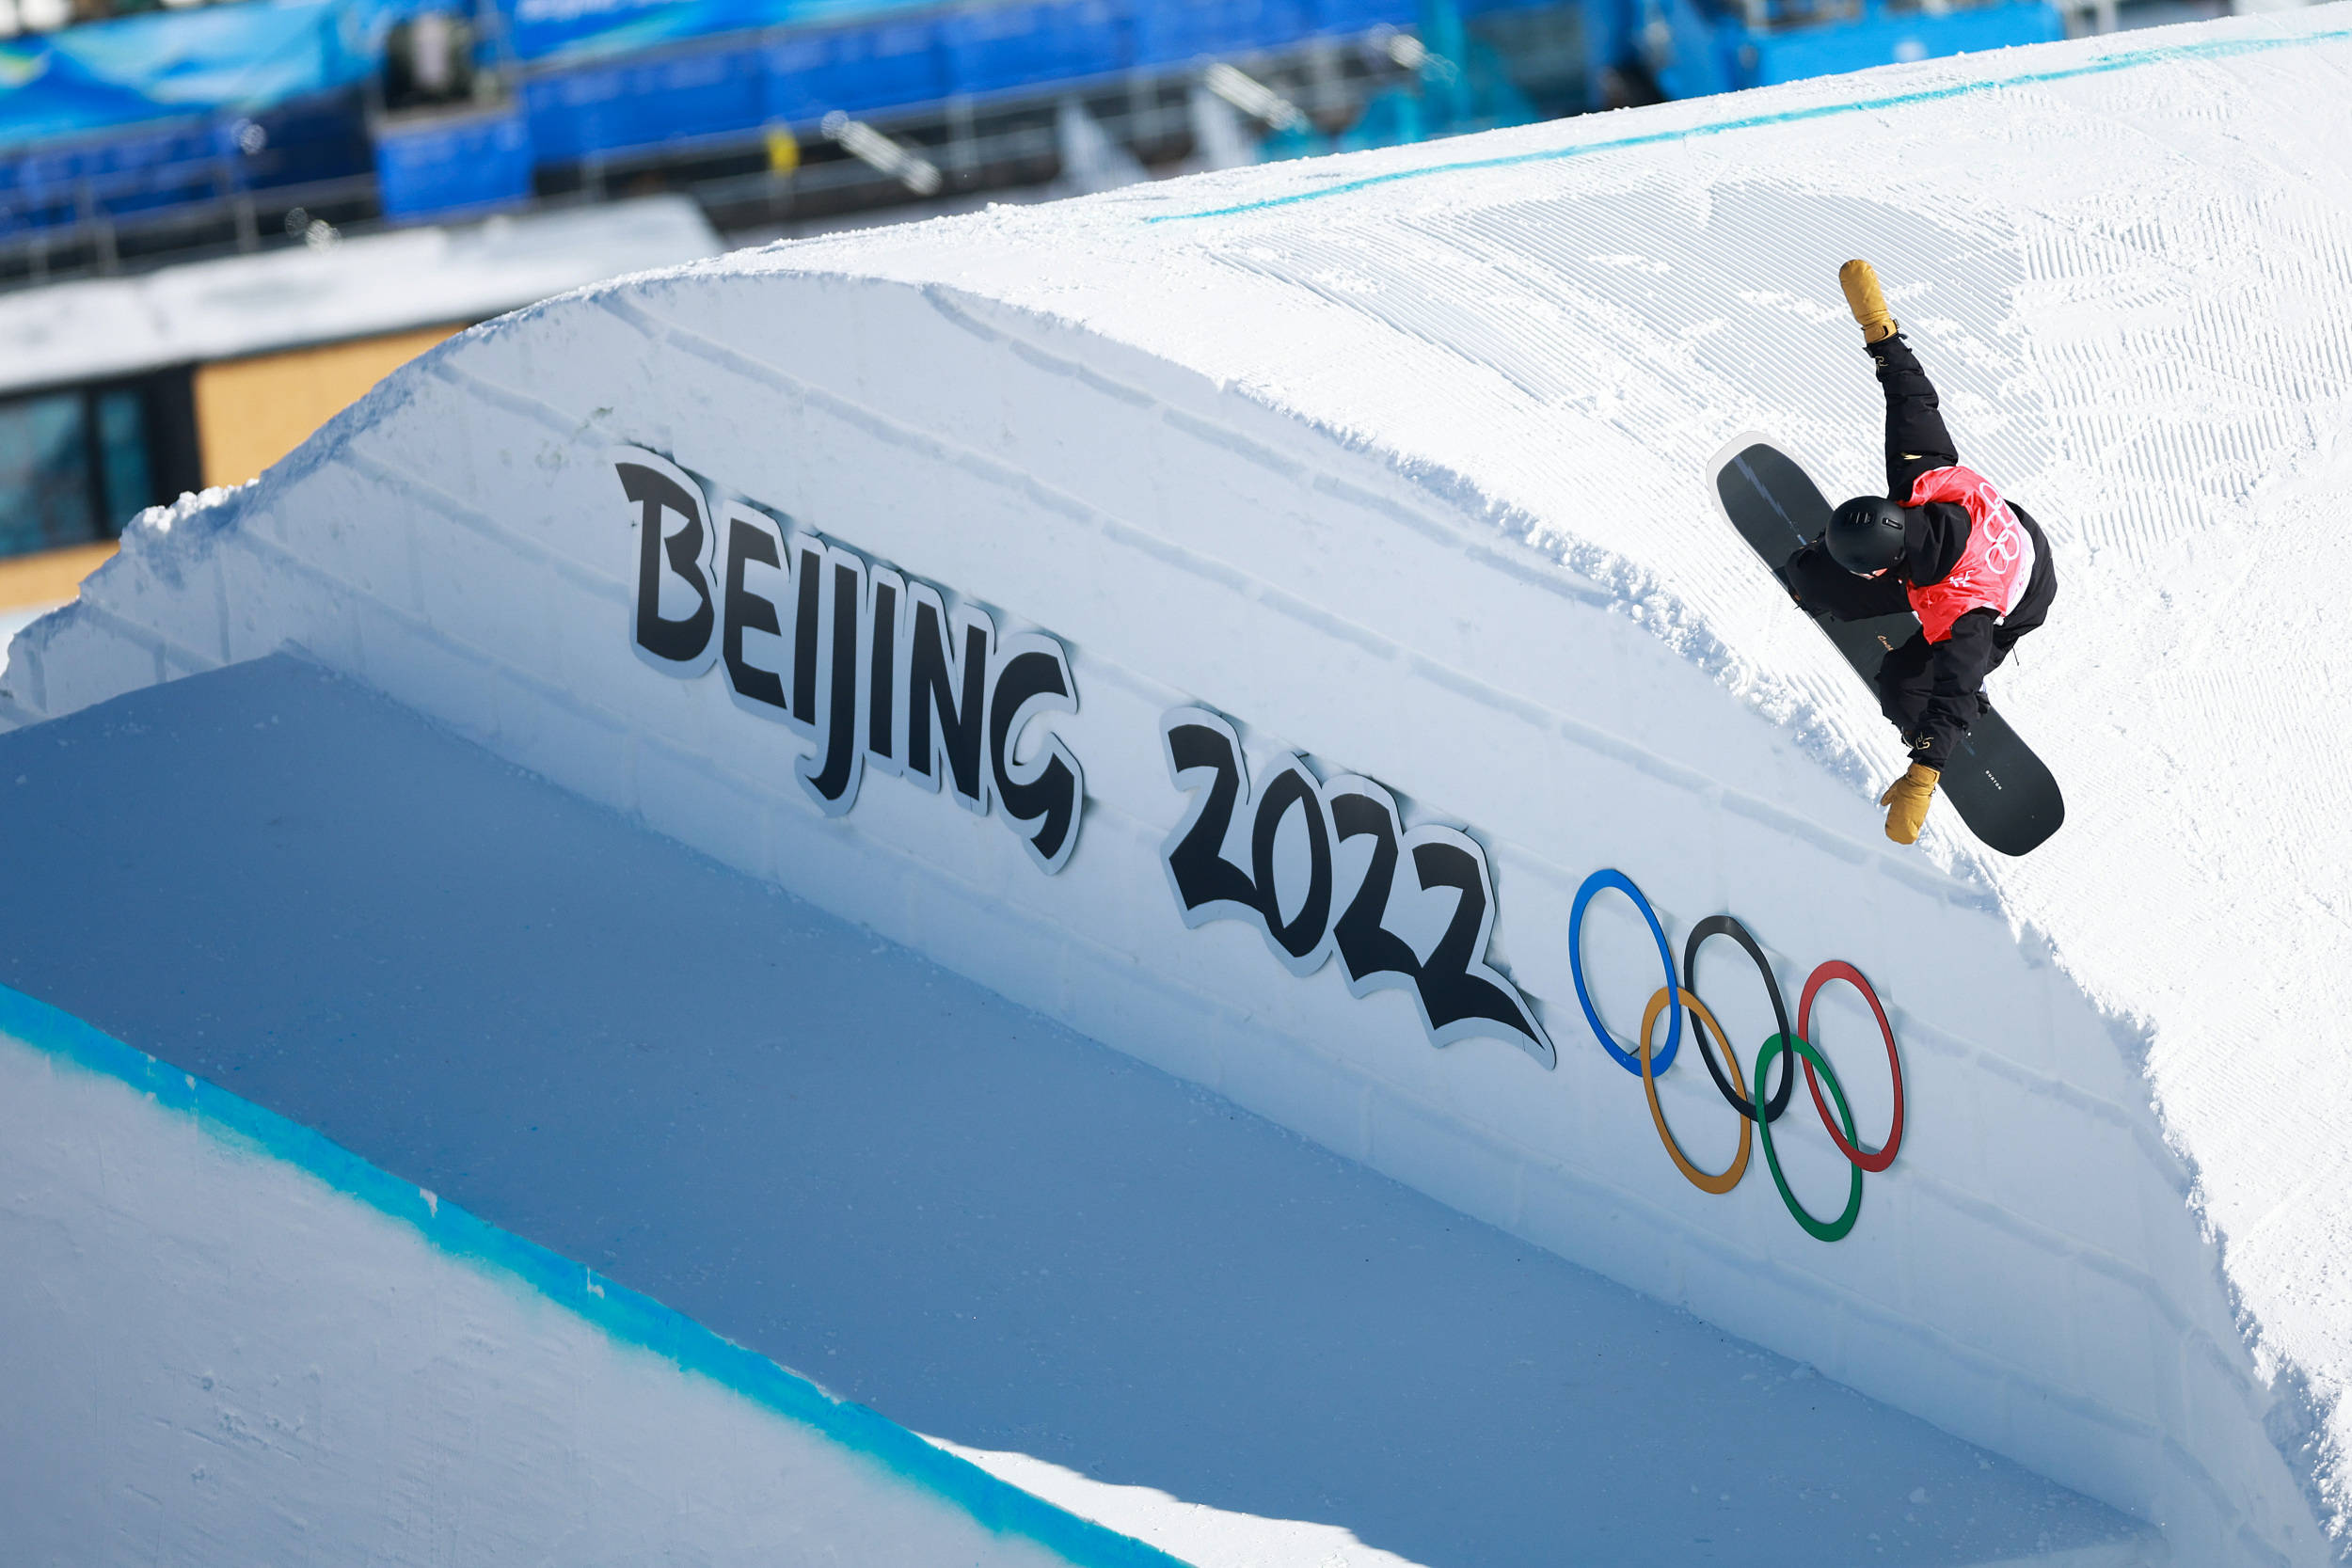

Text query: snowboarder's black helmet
(1827, 497), (1908, 575)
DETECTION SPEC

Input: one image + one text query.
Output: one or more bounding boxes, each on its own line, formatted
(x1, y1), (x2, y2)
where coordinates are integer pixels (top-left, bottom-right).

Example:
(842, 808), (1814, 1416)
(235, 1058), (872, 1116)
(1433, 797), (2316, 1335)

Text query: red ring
(1797, 961), (1904, 1173)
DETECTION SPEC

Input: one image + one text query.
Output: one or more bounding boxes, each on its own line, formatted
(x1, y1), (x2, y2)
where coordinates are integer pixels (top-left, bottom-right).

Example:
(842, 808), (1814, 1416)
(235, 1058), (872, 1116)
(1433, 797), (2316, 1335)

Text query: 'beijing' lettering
(618, 448), (1084, 875)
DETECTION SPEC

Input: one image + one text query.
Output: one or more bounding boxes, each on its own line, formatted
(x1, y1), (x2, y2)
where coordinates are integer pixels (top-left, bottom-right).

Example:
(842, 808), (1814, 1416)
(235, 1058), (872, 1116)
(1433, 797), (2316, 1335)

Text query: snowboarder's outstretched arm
(1904, 610), (2002, 768)
(1871, 333), (1961, 501)
(1839, 259), (1961, 499)
(1882, 608), (2002, 845)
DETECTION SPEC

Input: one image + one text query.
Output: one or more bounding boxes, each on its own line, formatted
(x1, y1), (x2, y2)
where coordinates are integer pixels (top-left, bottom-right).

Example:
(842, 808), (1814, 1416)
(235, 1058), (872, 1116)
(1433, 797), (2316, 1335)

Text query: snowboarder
(1778, 261), (2059, 846)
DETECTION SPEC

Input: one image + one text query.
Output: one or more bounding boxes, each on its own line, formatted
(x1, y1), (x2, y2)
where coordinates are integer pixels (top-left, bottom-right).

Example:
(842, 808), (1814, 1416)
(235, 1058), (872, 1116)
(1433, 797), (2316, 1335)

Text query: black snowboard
(1712, 440), (2064, 857)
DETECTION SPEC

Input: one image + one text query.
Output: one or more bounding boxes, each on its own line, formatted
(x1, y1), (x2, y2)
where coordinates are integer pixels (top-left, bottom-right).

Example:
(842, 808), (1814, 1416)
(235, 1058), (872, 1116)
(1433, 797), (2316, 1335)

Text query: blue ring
(1568, 869), (1681, 1077)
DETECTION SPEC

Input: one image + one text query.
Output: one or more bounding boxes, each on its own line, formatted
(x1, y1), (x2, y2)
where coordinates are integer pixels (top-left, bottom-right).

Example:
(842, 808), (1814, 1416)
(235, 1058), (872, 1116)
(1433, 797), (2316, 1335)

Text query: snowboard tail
(1711, 441), (2064, 857)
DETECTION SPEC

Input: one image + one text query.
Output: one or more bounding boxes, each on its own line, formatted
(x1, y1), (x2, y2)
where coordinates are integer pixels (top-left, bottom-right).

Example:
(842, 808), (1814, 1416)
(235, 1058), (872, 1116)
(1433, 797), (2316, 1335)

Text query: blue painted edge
(1146, 24), (2352, 223)
(0, 980), (1190, 1568)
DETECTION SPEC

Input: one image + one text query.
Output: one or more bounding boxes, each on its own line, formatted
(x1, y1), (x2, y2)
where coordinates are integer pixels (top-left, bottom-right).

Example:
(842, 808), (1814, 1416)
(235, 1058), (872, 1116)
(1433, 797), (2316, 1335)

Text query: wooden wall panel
(195, 325), (465, 488)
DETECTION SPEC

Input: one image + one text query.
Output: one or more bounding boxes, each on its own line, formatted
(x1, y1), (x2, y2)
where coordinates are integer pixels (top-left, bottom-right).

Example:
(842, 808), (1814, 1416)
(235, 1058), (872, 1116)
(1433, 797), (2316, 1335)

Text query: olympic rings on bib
(1755, 1034), (1865, 1243)
(1639, 988), (1749, 1195)
(1565, 869), (1905, 1243)
(1799, 960), (1905, 1172)
(1569, 870), (1680, 1077)
(1683, 915), (1796, 1124)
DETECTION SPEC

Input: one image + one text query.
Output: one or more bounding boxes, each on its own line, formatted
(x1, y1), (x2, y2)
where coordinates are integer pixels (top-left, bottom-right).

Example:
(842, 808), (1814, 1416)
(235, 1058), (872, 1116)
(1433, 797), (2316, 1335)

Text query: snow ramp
(8, 6), (2351, 1562)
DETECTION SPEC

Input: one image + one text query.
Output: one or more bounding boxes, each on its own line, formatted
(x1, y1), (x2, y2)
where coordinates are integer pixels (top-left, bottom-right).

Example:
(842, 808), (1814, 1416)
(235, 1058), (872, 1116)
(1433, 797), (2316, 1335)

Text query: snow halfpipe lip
(0, 979), (1189, 1568)
(1141, 24), (2352, 226)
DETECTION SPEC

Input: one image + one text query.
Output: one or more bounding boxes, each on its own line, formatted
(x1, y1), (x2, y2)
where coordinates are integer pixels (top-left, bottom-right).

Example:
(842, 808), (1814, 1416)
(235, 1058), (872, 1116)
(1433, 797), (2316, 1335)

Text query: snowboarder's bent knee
(1780, 260), (2060, 847)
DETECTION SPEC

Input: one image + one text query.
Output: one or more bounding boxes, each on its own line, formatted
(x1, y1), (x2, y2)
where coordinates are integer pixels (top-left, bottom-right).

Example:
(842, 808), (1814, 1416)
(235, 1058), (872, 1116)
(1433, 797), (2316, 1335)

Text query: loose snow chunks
(617, 449), (1083, 874)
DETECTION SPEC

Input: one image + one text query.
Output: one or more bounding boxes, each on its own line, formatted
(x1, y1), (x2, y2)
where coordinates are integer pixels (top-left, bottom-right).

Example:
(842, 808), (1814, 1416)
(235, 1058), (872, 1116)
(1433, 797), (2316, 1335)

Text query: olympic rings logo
(1567, 870), (1906, 1243)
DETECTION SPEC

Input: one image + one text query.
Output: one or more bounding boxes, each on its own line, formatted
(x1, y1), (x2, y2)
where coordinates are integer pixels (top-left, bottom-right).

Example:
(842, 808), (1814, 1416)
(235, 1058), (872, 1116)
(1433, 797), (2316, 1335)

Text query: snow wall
(8, 7), (2351, 1563)
(0, 989), (1178, 1568)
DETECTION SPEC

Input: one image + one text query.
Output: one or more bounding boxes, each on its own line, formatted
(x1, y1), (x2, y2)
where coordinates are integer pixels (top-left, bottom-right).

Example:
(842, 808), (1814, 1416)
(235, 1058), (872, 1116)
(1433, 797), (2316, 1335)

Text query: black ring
(1684, 914), (1796, 1123)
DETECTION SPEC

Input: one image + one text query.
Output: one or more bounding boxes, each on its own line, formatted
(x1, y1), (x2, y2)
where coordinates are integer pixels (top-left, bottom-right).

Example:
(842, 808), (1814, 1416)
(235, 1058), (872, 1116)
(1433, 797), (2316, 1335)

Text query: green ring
(1753, 1033), (1865, 1243)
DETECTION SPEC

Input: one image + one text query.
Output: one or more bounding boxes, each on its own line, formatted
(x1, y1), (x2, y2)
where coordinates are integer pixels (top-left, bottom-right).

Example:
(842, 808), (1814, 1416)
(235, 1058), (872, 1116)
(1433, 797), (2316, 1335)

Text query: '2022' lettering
(1160, 708), (1553, 1067)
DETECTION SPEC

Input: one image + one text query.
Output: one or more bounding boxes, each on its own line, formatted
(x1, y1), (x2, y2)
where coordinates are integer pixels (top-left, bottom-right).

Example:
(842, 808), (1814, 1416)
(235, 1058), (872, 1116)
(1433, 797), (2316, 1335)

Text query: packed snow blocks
(9, 7), (2352, 1562)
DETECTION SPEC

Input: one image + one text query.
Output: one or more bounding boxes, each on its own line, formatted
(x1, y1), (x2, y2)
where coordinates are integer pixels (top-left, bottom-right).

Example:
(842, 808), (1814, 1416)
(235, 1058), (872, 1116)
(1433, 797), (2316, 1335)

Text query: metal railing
(0, 22), (1473, 292)
(3, 159), (385, 269)
(2, 166), (384, 287)
(571, 40), (1405, 233)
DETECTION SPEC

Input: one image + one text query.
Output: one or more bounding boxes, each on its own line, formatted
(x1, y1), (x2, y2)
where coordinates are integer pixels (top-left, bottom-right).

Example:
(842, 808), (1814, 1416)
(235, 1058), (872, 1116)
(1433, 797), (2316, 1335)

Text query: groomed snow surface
(4, 6), (2350, 1565)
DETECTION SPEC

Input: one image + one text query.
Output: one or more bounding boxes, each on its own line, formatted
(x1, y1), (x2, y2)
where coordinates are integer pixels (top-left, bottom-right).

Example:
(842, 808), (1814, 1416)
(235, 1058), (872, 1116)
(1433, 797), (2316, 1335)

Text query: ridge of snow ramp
(5, 7), (2347, 1562)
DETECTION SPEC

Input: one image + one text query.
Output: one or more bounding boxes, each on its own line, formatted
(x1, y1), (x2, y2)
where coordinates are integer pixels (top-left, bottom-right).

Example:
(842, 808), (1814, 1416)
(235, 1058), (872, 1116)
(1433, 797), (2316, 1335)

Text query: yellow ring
(1639, 987), (1751, 1196)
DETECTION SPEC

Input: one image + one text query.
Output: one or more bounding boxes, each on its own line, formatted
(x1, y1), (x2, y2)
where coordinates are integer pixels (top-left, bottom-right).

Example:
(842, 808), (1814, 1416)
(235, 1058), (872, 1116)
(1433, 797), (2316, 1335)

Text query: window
(0, 394), (90, 559)
(0, 370), (199, 560)
(96, 387), (153, 527)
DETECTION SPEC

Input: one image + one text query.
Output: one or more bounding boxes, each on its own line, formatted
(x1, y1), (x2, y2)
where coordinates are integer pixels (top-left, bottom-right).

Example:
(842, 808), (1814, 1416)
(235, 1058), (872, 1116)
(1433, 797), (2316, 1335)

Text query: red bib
(1904, 466), (2037, 643)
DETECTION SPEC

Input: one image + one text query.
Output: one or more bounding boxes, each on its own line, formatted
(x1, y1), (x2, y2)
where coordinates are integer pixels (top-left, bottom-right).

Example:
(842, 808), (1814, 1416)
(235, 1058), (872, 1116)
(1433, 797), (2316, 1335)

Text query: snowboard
(1711, 439), (2064, 857)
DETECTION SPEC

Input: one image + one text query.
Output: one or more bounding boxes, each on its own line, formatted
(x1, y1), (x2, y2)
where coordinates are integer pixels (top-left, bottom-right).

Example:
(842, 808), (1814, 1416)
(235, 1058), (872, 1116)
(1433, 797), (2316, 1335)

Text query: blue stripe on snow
(0, 980), (1189, 1568)
(1146, 26), (2352, 223)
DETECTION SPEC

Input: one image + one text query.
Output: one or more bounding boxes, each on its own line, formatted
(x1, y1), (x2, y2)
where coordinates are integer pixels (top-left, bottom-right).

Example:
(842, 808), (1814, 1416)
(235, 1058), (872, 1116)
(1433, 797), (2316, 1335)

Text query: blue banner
(0, 0), (439, 150)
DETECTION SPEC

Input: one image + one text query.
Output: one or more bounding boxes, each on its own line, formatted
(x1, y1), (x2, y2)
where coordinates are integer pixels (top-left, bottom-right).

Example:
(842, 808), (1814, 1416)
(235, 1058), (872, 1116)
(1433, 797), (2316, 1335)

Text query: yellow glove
(1839, 260), (1899, 344)
(1880, 762), (1939, 845)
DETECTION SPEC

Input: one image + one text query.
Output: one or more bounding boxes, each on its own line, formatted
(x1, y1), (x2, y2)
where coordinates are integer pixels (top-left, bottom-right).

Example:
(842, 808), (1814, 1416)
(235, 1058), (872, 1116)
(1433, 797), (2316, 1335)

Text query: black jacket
(1781, 333), (2058, 768)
